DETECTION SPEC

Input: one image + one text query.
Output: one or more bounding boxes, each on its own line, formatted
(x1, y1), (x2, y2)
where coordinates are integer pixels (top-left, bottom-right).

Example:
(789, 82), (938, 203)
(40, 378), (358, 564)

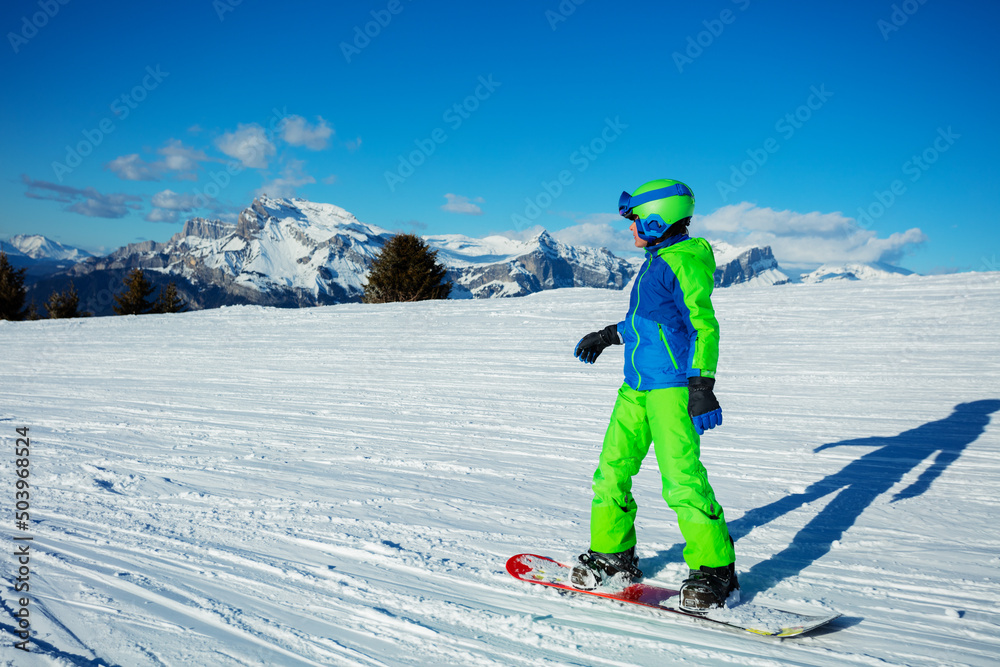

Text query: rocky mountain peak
(174, 218), (235, 242)
(710, 241), (790, 287)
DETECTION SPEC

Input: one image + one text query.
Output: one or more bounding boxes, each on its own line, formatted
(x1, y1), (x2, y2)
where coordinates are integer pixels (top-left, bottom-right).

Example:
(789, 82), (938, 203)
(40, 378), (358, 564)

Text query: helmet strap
(647, 218), (692, 246)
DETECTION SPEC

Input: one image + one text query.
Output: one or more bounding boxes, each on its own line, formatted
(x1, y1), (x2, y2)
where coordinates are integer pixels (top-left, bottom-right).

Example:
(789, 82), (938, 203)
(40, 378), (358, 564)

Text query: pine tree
(0, 250), (28, 321)
(363, 233), (452, 304)
(113, 268), (156, 315)
(45, 282), (86, 319)
(24, 300), (41, 321)
(152, 281), (188, 314)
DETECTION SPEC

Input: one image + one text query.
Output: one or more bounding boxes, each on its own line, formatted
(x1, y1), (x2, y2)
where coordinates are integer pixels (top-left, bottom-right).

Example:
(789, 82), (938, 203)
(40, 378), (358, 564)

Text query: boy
(571, 179), (737, 612)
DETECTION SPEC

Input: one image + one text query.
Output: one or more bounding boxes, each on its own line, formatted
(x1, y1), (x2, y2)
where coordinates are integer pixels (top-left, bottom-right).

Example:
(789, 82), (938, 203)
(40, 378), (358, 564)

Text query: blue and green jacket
(616, 235), (720, 390)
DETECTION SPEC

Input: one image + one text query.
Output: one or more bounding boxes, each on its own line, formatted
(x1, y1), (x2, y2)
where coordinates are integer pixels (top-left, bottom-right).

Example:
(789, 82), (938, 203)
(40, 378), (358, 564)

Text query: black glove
(688, 376), (722, 435)
(574, 324), (621, 364)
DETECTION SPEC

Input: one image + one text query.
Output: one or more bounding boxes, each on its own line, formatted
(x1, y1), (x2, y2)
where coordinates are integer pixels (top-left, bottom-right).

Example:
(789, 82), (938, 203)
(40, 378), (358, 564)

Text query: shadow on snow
(646, 399), (1000, 597)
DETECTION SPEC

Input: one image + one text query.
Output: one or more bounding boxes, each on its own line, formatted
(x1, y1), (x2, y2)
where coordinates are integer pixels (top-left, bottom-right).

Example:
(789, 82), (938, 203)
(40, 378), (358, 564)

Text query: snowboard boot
(571, 547), (643, 590)
(679, 563), (739, 612)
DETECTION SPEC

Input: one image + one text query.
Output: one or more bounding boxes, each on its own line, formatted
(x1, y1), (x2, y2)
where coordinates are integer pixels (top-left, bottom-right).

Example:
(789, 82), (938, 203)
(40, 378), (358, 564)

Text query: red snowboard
(506, 553), (840, 637)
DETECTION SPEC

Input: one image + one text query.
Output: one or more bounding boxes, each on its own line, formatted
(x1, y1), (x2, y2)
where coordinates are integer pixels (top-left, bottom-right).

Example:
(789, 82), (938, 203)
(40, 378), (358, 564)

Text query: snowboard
(506, 553), (840, 638)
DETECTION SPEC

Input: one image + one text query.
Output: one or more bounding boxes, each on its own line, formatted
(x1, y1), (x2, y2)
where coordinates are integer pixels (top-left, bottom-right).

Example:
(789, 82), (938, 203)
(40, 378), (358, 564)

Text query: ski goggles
(618, 183), (693, 218)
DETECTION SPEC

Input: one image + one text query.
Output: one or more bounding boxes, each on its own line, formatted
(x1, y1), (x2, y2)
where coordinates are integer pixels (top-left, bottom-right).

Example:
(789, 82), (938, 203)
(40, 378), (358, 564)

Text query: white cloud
(551, 221), (640, 256)
(256, 159), (316, 199)
(158, 139), (211, 174)
(345, 136), (362, 152)
(509, 210), (638, 255)
(106, 154), (158, 181)
(107, 140), (214, 182)
(497, 224), (547, 241)
(441, 193), (484, 215)
(695, 202), (927, 266)
(151, 189), (199, 211)
(215, 123), (276, 169)
(145, 208), (178, 223)
(281, 115), (333, 150)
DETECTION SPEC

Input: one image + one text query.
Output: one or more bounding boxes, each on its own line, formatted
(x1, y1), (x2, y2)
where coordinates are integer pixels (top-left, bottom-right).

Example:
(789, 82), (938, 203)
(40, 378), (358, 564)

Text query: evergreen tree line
(0, 252), (187, 321)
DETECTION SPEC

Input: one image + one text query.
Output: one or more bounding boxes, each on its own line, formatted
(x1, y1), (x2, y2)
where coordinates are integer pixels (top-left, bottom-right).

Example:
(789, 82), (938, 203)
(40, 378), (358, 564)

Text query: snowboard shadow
(644, 399), (1000, 598)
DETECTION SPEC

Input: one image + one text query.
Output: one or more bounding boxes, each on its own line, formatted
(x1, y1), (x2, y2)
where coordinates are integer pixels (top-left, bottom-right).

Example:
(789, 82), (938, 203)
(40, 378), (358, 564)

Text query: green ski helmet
(618, 179), (695, 243)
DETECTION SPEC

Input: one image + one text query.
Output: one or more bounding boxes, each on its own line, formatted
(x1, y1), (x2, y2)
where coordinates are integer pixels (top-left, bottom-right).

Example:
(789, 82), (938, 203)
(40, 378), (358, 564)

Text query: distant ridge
(800, 262), (915, 283)
(14, 200), (919, 316)
(30, 197), (637, 315)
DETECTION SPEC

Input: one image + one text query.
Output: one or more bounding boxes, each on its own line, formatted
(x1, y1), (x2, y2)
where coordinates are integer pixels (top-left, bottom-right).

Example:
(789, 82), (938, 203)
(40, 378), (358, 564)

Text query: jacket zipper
(630, 254), (652, 389)
(657, 324), (680, 371)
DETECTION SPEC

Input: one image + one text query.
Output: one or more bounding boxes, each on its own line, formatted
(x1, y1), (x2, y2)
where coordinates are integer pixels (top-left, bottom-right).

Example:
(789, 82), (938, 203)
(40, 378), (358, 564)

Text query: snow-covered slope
(800, 262), (916, 283)
(2, 273), (999, 666)
(5, 234), (94, 262)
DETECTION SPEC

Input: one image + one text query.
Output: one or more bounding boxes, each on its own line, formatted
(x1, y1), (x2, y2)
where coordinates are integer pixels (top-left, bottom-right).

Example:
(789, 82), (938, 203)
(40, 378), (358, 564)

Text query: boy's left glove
(574, 324), (621, 364)
(688, 377), (722, 435)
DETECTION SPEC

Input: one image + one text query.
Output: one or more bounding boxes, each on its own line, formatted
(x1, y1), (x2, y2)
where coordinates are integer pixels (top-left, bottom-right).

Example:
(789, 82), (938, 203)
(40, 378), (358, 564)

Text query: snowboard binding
(570, 547), (643, 590)
(679, 563), (740, 612)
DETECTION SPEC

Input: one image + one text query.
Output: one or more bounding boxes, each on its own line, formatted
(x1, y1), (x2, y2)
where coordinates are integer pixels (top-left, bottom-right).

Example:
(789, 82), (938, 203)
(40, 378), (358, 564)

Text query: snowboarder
(570, 179), (738, 612)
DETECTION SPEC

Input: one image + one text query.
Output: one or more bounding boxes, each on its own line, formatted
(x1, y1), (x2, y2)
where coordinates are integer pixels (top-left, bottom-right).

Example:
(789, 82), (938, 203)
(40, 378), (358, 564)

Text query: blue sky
(1, 0), (997, 274)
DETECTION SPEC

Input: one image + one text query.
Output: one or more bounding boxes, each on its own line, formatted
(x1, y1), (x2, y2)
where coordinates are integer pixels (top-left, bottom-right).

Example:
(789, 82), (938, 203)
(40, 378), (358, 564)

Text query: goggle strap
(624, 183), (692, 212)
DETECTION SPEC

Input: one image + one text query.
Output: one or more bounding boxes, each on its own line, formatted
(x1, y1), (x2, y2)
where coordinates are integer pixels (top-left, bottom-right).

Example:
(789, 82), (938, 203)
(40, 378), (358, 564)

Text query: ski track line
(41, 508), (680, 664)
(33, 546), (385, 667)
(46, 540), (652, 666)
(38, 512), (848, 667)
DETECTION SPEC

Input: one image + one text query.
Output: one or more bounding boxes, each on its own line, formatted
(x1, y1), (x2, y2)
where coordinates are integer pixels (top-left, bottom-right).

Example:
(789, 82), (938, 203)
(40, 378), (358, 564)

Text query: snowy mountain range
(428, 231), (633, 297)
(54, 197), (389, 311)
(37, 197), (635, 314)
(1, 234), (94, 276)
(799, 262), (915, 283)
(14, 197), (918, 315)
(5, 233), (94, 262)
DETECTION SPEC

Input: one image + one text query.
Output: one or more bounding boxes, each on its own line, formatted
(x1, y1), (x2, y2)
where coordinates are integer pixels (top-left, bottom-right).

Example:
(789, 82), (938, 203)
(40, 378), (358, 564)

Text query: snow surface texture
(2, 273), (999, 666)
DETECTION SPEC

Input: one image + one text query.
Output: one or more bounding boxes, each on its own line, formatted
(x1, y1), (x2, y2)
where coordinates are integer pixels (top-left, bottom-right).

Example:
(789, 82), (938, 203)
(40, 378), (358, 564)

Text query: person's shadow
(645, 400), (1000, 598)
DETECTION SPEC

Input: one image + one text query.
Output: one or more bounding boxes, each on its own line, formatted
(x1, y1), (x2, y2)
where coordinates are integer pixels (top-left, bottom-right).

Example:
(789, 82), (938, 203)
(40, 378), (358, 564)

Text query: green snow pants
(590, 383), (736, 570)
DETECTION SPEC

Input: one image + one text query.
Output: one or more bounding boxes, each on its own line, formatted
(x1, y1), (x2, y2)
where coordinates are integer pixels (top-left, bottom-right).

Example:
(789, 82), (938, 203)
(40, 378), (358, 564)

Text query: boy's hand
(574, 324), (621, 364)
(688, 377), (722, 434)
